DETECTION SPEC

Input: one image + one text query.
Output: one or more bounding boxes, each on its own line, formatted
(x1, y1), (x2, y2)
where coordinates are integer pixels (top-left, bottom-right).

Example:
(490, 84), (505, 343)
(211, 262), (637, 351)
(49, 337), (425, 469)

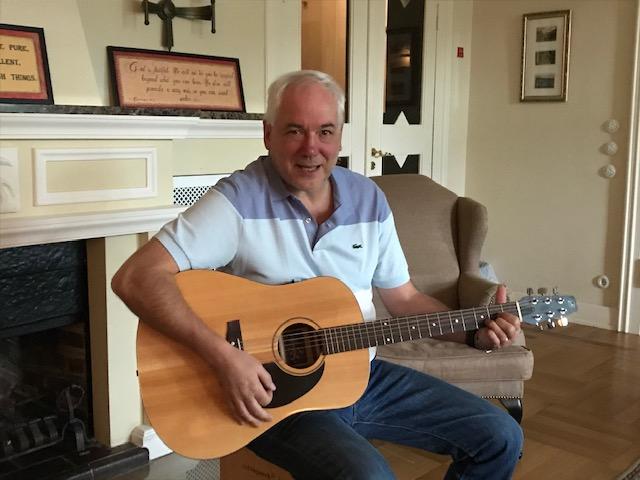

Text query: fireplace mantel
(0, 206), (186, 249)
(0, 108), (263, 140)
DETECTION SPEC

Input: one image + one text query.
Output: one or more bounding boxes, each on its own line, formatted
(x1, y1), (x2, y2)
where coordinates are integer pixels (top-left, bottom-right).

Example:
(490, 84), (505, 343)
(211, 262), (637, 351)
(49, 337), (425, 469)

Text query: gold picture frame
(520, 10), (571, 102)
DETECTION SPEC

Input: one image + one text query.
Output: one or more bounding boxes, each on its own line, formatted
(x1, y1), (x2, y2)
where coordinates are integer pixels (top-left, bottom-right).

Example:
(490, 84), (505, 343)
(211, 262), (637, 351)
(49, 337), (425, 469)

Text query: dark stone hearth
(0, 442), (149, 480)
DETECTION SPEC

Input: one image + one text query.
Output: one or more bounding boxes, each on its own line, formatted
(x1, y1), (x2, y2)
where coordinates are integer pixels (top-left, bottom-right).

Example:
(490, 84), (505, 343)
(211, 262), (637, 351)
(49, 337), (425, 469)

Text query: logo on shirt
(352, 244), (363, 249)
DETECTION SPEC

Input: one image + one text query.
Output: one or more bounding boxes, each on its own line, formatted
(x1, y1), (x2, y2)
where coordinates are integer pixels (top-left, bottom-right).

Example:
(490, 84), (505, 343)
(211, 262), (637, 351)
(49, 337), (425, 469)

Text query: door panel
(356, 0), (435, 177)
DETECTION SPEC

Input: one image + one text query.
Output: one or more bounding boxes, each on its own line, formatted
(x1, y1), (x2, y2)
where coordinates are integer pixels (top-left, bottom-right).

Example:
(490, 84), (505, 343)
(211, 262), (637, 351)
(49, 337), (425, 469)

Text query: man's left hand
(475, 285), (521, 350)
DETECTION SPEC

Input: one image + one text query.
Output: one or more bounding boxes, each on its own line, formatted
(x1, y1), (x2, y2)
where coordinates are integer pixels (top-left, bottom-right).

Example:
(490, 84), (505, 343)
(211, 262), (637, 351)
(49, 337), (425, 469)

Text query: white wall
(466, 0), (637, 329)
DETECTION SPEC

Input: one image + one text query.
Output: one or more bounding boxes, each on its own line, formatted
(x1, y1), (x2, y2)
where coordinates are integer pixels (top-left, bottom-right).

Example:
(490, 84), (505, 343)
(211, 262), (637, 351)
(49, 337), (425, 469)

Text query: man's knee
(493, 412), (524, 461)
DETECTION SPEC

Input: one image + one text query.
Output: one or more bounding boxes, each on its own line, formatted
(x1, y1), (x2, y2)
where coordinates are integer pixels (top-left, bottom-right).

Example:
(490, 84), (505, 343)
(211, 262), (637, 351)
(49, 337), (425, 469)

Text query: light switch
(0, 147), (20, 213)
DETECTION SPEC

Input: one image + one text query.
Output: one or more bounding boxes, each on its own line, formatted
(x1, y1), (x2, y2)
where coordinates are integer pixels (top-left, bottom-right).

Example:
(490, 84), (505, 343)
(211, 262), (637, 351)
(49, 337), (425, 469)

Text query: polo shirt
(156, 156), (410, 332)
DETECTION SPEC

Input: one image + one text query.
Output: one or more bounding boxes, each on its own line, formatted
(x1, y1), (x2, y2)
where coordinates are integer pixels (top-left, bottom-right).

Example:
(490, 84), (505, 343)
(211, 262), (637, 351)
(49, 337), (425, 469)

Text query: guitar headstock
(518, 291), (577, 329)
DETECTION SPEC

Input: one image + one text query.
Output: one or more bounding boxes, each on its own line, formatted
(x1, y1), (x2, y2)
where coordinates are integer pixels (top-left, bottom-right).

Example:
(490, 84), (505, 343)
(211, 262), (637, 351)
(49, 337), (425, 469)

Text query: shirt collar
(262, 156), (355, 220)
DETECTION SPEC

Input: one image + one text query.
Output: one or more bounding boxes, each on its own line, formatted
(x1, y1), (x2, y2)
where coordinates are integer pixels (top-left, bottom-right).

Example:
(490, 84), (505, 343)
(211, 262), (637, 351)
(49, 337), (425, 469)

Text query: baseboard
(130, 425), (172, 460)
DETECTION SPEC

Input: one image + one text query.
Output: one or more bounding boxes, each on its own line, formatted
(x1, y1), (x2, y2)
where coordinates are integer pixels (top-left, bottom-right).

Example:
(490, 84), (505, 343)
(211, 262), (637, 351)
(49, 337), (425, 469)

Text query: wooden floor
(373, 324), (640, 480)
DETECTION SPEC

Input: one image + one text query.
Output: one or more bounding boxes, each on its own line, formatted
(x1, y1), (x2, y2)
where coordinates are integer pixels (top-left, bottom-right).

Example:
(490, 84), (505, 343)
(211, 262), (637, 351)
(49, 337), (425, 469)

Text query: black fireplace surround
(0, 241), (148, 480)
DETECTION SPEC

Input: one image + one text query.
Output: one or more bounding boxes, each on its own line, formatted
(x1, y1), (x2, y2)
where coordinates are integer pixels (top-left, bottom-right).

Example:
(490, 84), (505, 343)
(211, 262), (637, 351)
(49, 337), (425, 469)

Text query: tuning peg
(527, 288), (534, 295)
(547, 320), (556, 329)
(538, 287), (548, 295)
(558, 317), (569, 327)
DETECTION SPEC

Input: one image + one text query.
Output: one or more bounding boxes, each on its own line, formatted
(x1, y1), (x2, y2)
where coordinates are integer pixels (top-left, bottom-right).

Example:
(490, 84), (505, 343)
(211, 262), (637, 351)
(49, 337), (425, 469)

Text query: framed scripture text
(0, 23), (54, 104)
(107, 46), (245, 112)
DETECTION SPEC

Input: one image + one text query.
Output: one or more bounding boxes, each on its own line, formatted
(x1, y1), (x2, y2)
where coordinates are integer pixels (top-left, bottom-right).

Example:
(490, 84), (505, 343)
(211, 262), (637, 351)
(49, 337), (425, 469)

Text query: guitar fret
(407, 317), (415, 341)
(322, 329), (330, 354)
(437, 313), (444, 336)
(447, 311), (455, 333)
(427, 315), (433, 337)
(416, 315), (423, 339)
(472, 308), (480, 329)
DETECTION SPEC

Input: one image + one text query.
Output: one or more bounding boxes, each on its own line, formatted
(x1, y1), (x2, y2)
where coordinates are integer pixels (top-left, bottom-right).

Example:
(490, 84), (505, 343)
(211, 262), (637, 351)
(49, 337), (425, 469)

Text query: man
(112, 70), (523, 479)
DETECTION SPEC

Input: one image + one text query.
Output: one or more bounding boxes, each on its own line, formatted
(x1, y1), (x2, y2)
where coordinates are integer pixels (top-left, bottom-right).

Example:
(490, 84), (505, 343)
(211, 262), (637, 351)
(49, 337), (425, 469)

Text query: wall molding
(0, 205), (186, 249)
(34, 147), (157, 205)
(0, 113), (263, 140)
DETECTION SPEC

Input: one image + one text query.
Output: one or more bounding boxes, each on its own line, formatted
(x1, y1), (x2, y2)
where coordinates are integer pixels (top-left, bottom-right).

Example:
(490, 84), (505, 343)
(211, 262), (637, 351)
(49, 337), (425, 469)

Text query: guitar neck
(319, 302), (521, 355)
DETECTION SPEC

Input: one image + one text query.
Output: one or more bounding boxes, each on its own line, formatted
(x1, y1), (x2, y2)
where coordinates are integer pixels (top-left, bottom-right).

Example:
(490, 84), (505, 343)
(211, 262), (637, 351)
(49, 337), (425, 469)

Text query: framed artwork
(0, 23), (54, 104)
(107, 46), (245, 112)
(520, 10), (571, 102)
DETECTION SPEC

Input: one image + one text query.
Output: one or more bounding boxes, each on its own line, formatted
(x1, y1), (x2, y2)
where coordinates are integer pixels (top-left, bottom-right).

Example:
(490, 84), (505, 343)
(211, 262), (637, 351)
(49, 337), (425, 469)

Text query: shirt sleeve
(154, 188), (242, 272)
(372, 211), (410, 289)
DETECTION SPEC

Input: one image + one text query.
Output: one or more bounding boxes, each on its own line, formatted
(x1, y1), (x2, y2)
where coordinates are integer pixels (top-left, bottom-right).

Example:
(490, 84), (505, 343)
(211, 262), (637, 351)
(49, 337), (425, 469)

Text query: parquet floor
(374, 323), (640, 480)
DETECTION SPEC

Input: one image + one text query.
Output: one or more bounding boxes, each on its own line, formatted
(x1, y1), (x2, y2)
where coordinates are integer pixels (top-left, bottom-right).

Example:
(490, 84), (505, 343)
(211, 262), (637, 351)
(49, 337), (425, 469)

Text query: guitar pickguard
(263, 362), (325, 408)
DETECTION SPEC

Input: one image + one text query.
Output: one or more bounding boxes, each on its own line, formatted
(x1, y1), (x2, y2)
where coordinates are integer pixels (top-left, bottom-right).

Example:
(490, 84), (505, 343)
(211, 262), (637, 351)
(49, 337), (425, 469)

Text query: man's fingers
(496, 284), (508, 304)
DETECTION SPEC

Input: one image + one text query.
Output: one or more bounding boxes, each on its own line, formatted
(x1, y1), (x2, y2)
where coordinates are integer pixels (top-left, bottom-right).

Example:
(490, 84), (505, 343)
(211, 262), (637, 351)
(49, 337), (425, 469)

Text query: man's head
(264, 70), (345, 127)
(263, 70), (344, 200)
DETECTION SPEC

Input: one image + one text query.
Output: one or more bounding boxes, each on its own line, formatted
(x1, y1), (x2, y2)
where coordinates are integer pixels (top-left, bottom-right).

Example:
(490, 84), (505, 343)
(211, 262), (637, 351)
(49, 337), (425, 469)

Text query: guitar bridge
(225, 319), (243, 350)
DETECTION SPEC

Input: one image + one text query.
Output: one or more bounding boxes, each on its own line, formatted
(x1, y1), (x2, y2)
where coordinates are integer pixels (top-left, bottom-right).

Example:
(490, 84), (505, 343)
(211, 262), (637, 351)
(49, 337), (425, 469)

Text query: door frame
(619, 1), (640, 335)
(344, 0), (461, 185)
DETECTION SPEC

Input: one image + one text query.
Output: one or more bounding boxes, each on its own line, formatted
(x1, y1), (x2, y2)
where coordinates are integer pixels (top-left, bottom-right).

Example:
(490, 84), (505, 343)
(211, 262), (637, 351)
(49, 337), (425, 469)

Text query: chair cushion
(375, 332), (533, 398)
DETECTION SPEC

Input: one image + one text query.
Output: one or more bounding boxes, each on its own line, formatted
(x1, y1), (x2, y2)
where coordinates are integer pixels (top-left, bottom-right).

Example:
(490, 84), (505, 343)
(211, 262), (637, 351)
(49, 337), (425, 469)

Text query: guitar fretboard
(295, 302), (522, 355)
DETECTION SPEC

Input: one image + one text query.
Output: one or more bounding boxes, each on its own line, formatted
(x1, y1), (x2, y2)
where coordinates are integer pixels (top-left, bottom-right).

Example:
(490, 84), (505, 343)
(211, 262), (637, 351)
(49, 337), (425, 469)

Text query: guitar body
(137, 270), (370, 459)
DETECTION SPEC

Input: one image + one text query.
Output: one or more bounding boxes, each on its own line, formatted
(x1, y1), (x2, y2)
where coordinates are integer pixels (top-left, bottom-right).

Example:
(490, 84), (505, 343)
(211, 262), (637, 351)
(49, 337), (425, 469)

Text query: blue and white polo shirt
(156, 156), (410, 326)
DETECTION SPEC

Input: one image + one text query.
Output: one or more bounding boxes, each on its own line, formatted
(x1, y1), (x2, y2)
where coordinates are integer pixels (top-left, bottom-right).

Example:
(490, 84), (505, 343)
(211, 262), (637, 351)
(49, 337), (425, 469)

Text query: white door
(345, 0), (439, 179)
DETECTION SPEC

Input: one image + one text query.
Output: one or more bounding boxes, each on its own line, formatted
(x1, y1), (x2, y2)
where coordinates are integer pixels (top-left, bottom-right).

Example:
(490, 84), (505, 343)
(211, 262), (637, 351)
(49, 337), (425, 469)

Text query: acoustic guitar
(136, 270), (576, 459)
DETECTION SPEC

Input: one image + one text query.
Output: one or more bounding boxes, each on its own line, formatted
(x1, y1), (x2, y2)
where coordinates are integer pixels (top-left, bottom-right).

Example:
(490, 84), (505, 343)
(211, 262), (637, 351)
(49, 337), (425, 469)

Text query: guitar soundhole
(278, 323), (323, 369)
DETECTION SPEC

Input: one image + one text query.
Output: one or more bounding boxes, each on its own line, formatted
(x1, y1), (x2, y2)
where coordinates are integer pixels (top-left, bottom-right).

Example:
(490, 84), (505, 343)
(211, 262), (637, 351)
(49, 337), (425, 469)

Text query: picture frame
(520, 10), (571, 102)
(107, 46), (245, 112)
(0, 23), (54, 104)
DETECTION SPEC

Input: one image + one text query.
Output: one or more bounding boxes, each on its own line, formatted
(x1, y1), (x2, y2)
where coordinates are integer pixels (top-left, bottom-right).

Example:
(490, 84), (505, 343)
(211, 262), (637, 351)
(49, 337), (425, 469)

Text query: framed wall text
(0, 24), (54, 104)
(107, 46), (245, 112)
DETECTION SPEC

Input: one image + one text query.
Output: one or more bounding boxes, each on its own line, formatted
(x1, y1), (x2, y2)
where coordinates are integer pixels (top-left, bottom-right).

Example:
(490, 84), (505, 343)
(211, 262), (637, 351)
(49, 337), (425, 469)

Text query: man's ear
(263, 121), (272, 150)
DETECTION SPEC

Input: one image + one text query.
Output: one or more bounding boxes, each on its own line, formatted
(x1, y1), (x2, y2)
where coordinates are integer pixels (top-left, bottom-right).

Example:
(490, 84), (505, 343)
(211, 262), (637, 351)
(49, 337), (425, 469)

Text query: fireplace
(0, 241), (148, 480)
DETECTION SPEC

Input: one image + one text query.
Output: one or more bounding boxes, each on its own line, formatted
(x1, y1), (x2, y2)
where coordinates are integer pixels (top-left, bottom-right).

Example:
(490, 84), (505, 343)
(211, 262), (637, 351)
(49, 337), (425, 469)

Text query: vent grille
(172, 174), (229, 207)
(173, 186), (211, 206)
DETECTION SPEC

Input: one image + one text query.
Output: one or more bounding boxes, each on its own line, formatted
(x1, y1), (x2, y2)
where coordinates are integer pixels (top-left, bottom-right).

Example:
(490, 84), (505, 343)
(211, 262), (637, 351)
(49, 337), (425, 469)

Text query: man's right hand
(211, 344), (277, 427)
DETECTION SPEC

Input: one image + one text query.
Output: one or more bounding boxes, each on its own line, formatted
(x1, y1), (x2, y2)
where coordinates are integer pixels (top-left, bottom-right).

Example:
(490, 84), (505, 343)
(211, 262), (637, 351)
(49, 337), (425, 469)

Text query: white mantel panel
(0, 206), (185, 249)
(0, 114), (263, 140)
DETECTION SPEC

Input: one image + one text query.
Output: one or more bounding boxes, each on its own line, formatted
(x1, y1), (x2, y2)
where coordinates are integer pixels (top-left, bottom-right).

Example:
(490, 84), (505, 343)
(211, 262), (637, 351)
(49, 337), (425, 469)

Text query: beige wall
(466, 0), (636, 328)
(0, 0), (267, 110)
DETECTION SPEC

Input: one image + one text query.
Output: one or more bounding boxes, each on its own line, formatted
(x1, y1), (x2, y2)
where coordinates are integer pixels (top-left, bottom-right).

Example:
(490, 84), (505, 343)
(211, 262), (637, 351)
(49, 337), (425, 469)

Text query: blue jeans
(248, 359), (523, 480)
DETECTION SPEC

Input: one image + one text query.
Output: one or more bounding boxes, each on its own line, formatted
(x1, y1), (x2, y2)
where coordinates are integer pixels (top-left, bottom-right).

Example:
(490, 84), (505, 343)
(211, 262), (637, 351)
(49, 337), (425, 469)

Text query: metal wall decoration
(142, 0), (215, 52)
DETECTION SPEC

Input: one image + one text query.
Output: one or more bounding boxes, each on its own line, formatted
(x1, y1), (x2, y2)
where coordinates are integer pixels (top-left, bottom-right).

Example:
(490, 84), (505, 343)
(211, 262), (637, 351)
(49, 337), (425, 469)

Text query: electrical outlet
(0, 147), (20, 213)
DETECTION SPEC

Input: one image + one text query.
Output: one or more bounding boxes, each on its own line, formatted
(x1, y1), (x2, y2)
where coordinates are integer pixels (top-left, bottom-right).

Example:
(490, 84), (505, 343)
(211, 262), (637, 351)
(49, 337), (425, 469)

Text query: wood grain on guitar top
(136, 270), (370, 459)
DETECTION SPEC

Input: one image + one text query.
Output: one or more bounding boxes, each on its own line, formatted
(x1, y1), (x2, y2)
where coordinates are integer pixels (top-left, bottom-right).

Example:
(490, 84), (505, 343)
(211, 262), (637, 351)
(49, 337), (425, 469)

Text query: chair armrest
(458, 272), (499, 309)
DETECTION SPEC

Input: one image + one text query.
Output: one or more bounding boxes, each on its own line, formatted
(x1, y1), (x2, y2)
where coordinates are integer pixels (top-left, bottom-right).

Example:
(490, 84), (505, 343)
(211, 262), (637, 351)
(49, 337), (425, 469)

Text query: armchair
(371, 174), (533, 420)
(220, 174), (533, 479)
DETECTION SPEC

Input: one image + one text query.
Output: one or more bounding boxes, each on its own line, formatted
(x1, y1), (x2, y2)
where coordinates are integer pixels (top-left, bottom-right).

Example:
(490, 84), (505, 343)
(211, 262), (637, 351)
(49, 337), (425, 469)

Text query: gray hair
(263, 70), (345, 126)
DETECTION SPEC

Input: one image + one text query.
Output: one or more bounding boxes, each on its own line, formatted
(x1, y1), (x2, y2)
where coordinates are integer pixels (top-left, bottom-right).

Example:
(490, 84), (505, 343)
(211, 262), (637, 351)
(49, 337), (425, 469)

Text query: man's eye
(287, 129), (302, 135)
(320, 129), (334, 136)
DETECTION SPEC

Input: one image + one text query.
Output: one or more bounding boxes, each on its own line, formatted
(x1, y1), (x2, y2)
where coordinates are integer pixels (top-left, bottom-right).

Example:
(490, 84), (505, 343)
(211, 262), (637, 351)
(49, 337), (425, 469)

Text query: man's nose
(300, 132), (318, 156)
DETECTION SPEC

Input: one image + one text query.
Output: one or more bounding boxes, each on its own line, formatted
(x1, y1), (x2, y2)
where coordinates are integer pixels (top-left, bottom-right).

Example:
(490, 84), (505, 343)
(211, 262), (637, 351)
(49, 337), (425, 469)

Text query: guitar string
(239, 298), (570, 354)
(276, 305), (523, 351)
(278, 296), (569, 345)
(243, 300), (556, 353)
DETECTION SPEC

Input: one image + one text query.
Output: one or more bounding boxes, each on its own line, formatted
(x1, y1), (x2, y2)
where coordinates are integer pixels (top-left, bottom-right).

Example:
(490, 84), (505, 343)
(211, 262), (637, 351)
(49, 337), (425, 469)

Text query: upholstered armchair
(220, 174), (534, 479)
(371, 174), (533, 421)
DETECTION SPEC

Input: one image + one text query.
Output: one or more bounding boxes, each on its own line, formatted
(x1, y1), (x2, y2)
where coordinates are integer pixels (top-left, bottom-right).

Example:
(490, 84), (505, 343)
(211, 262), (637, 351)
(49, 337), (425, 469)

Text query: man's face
(263, 82), (342, 198)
